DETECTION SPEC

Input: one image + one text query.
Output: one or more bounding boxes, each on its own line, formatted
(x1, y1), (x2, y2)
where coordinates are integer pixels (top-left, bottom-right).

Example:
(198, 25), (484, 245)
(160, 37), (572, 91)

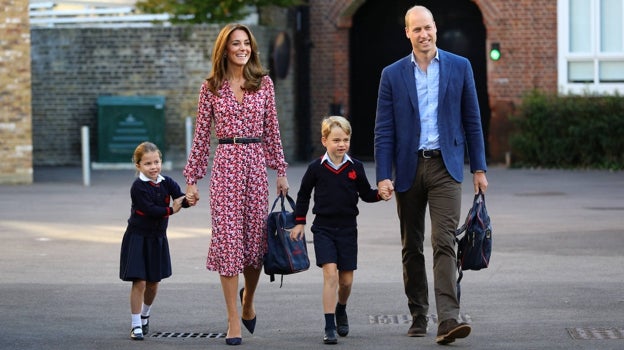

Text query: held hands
(289, 224), (305, 241)
(172, 196), (184, 213)
(378, 179), (394, 201)
(185, 184), (199, 206)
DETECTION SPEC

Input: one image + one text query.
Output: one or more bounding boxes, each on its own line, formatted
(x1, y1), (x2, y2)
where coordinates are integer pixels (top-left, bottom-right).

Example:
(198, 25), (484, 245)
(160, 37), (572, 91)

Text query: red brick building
(304, 0), (623, 163)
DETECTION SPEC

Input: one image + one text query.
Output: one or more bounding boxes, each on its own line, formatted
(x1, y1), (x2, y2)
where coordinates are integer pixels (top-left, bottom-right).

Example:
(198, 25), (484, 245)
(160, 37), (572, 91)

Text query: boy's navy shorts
(311, 224), (358, 271)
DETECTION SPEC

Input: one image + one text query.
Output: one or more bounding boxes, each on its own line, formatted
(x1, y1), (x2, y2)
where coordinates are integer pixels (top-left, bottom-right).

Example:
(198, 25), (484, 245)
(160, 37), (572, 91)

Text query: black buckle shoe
(130, 326), (144, 341)
(141, 315), (149, 336)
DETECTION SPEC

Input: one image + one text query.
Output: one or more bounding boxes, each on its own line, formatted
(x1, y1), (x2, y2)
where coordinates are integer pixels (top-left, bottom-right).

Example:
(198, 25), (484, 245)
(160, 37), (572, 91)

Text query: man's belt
(218, 137), (262, 144)
(418, 149), (441, 158)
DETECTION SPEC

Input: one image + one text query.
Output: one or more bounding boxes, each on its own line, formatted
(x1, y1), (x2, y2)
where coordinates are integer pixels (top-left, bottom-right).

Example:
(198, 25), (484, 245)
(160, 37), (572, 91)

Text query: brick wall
(0, 0), (33, 184)
(2, 0), (560, 175)
(30, 24), (296, 167)
(309, 0), (558, 163)
(308, 0), (353, 156)
(473, 0), (557, 161)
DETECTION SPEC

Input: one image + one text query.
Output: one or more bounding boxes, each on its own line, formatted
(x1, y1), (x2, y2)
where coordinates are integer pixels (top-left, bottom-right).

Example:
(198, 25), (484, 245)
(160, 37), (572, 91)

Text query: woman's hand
(277, 176), (289, 196)
(185, 184), (199, 206)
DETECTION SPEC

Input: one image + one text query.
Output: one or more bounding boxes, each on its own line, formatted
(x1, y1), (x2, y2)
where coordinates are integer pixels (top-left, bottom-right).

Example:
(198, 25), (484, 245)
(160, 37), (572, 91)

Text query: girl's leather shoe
(130, 326), (144, 341)
(141, 315), (150, 335)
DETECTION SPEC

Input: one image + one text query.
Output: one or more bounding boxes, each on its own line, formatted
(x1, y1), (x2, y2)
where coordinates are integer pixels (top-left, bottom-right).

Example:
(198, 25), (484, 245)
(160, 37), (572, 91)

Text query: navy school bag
(264, 194), (310, 286)
(455, 190), (492, 301)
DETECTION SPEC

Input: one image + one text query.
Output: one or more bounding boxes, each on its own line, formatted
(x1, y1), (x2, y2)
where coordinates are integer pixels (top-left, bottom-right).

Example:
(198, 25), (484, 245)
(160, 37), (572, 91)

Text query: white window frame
(558, 0), (624, 95)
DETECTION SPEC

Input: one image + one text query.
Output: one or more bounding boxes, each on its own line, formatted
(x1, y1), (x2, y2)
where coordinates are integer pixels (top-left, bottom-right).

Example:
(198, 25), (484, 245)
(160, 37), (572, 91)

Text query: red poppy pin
(348, 170), (357, 180)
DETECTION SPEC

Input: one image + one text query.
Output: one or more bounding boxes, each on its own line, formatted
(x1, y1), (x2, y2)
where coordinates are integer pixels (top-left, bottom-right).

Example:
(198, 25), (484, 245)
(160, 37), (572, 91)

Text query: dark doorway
(349, 0), (490, 159)
(293, 5), (313, 161)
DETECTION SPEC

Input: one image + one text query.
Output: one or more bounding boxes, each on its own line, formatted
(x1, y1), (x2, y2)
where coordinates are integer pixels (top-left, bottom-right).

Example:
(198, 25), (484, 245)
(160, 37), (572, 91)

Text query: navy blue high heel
(239, 288), (257, 334)
(225, 337), (242, 346)
(242, 317), (256, 334)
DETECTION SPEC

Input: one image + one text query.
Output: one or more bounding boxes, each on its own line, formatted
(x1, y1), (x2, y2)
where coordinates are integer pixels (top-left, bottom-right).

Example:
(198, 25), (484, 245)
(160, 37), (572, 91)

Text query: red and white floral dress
(183, 76), (288, 277)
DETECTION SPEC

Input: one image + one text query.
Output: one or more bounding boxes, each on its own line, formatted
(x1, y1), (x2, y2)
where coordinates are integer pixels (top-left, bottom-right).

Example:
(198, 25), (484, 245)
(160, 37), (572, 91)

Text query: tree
(135, 0), (301, 24)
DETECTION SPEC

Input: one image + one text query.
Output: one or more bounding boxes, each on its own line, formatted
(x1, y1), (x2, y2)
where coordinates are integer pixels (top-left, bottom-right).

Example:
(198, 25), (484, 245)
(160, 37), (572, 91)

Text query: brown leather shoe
(407, 315), (428, 337)
(435, 319), (471, 345)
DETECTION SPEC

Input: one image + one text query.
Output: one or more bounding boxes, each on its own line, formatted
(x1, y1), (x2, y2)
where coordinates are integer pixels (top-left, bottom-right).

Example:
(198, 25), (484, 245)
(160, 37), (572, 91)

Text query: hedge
(510, 90), (624, 170)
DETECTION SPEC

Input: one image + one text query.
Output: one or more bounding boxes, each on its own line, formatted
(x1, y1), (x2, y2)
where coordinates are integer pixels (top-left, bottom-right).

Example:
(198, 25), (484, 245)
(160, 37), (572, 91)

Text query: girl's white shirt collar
(139, 172), (165, 184)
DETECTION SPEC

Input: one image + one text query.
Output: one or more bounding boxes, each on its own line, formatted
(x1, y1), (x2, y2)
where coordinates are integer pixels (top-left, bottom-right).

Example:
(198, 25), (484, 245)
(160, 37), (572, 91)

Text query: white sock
(131, 313), (142, 329)
(141, 303), (151, 325)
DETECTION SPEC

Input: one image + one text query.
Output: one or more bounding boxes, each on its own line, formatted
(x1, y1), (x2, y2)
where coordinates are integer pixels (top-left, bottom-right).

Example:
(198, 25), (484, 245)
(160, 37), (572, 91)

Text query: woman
(183, 23), (289, 346)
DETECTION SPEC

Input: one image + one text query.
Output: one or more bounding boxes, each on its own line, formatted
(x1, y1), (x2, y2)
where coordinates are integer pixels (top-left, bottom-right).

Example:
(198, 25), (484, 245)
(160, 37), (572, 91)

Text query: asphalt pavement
(1, 163), (623, 350)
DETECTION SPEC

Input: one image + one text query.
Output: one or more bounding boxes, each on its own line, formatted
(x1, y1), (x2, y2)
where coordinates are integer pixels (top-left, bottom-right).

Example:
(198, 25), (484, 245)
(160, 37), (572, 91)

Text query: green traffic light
(490, 49), (501, 61)
(490, 43), (501, 61)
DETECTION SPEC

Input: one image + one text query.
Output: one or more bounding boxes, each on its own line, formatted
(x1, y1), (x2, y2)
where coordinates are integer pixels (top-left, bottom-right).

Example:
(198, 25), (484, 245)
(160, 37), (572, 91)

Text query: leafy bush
(510, 90), (624, 170)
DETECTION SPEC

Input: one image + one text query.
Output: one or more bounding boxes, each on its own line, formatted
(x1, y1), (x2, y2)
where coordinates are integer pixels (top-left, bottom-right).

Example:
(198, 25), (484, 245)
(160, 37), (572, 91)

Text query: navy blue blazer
(374, 49), (487, 192)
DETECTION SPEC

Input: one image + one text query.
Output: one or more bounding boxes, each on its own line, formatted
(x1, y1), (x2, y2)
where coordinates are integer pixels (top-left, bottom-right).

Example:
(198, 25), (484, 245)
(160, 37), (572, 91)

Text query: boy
(290, 116), (384, 344)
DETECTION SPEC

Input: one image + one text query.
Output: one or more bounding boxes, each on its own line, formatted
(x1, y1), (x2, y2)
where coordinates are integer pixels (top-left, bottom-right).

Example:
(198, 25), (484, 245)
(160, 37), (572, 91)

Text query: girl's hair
(206, 23), (268, 96)
(132, 141), (162, 165)
(321, 116), (352, 139)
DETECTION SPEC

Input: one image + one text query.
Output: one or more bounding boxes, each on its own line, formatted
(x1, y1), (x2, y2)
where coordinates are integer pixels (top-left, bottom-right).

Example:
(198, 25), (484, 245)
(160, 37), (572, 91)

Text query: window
(558, 0), (624, 94)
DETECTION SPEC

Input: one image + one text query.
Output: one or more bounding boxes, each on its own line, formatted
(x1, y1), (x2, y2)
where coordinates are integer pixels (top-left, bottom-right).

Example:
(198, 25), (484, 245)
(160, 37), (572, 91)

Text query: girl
(119, 141), (189, 340)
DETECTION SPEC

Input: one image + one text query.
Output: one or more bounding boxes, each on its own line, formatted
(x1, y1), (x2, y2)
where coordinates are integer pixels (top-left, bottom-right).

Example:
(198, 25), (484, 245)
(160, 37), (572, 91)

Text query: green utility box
(97, 96), (165, 163)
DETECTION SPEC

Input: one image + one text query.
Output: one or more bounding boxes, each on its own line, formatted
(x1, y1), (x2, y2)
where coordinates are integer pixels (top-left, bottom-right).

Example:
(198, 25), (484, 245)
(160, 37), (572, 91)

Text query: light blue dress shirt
(411, 51), (440, 150)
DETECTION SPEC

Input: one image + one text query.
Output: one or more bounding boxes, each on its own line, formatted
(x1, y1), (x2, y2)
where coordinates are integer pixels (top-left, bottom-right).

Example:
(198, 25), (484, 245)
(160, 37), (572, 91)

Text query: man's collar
(411, 49), (439, 65)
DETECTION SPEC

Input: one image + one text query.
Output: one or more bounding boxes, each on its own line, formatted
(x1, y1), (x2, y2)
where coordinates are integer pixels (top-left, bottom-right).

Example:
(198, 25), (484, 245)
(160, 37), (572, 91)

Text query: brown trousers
(395, 157), (462, 323)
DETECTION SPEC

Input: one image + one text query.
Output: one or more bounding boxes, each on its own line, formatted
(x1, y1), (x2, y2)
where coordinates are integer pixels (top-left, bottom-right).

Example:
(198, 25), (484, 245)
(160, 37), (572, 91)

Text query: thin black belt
(218, 137), (262, 144)
(418, 149), (441, 158)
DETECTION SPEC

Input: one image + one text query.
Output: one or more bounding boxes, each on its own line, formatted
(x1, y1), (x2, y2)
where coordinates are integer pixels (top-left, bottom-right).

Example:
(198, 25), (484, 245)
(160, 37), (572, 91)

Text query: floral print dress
(184, 76), (288, 277)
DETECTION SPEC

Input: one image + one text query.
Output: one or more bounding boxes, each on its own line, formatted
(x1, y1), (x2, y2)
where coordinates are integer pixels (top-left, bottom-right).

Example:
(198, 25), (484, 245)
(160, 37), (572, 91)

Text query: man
(374, 5), (489, 345)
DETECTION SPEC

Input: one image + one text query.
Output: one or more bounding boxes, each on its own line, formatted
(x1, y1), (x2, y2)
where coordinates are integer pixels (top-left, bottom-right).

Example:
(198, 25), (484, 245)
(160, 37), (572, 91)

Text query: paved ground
(1, 164), (623, 350)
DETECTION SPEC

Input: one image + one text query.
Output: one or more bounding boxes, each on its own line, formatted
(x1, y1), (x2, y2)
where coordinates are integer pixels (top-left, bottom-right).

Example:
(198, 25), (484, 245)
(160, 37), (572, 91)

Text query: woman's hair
(206, 23), (268, 96)
(132, 141), (161, 165)
(321, 116), (352, 139)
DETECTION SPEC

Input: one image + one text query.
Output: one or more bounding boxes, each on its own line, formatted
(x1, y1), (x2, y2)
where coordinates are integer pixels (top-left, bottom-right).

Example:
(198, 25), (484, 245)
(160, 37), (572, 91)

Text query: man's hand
(473, 172), (488, 194)
(378, 179), (394, 200)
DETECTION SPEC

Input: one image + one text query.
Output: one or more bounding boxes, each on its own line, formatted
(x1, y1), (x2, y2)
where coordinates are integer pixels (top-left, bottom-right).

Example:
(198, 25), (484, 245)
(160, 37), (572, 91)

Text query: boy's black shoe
(335, 306), (349, 337)
(323, 329), (338, 344)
